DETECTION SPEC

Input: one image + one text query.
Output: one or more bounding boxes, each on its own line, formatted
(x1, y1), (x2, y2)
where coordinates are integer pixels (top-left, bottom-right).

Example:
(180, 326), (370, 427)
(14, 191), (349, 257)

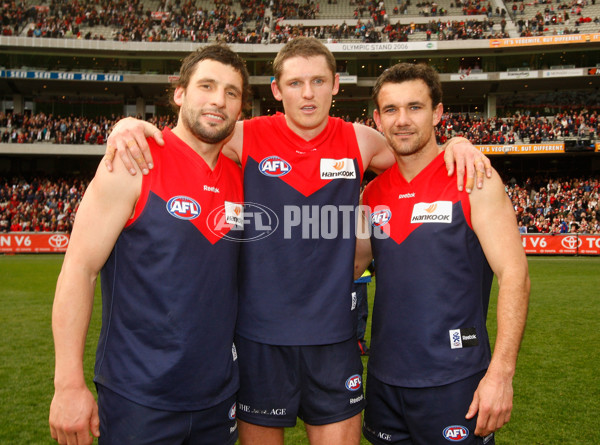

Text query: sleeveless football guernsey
(363, 152), (493, 387)
(96, 128), (243, 410)
(237, 113), (364, 345)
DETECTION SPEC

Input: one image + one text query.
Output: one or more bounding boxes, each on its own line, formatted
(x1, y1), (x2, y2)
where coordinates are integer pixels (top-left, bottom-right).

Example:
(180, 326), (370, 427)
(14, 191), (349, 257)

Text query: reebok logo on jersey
(449, 327), (479, 349)
(398, 192), (415, 199)
(259, 156), (292, 177)
(224, 201), (244, 228)
(166, 196), (200, 220)
(320, 158), (356, 179)
(203, 185), (220, 193)
(410, 201), (452, 224)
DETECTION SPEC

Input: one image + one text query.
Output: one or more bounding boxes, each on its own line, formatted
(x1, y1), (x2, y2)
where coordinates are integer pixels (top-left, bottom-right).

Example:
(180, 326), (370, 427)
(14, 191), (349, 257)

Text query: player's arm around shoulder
(466, 169), (530, 437)
(50, 157), (142, 445)
(354, 201), (374, 281)
(221, 120), (244, 166)
(353, 122), (395, 174)
(105, 117), (163, 175)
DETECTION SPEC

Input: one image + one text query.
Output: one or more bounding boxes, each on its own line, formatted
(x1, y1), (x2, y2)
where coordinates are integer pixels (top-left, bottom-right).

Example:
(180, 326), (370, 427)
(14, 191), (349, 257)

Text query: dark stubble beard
(181, 104), (236, 144)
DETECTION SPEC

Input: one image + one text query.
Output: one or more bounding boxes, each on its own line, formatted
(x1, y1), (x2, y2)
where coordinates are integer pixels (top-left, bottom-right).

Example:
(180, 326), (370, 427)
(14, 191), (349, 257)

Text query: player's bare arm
(353, 123), (491, 191)
(50, 158), (141, 445)
(464, 169), (530, 437)
(104, 118), (244, 173)
(354, 204), (373, 281)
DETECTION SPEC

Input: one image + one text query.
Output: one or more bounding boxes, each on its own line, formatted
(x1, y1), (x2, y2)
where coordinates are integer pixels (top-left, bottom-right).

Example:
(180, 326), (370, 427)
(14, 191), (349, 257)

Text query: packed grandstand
(0, 0), (599, 253)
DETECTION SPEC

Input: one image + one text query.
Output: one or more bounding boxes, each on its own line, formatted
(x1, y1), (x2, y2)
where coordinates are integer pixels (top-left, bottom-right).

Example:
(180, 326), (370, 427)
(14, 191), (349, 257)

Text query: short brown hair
(272, 37), (336, 83)
(372, 63), (442, 111)
(171, 44), (251, 114)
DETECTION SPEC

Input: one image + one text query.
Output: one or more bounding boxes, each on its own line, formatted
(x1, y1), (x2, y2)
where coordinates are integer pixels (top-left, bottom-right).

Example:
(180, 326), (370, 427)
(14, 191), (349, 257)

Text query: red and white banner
(1, 232), (598, 255)
(0, 233), (70, 253)
(521, 234), (600, 255)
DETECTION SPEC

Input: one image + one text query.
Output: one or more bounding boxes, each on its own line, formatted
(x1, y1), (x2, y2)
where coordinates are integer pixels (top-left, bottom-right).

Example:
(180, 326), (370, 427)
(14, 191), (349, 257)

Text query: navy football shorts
(363, 370), (495, 445)
(96, 385), (238, 445)
(235, 335), (365, 427)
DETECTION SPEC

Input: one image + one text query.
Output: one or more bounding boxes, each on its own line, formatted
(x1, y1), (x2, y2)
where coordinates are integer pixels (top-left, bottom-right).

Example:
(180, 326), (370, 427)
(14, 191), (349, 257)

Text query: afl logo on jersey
(259, 156), (292, 177)
(166, 196), (200, 220)
(345, 374), (362, 391)
(370, 209), (392, 227)
(443, 425), (469, 442)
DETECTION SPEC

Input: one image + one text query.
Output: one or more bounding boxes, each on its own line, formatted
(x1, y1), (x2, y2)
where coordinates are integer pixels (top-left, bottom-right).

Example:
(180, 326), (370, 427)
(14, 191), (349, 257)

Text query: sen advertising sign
(0, 233), (70, 253)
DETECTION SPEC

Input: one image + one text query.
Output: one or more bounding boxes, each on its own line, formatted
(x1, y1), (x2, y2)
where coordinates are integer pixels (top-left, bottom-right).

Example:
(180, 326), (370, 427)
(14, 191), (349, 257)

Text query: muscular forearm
(52, 266), (97, 389)
(488, 269), (530, 377)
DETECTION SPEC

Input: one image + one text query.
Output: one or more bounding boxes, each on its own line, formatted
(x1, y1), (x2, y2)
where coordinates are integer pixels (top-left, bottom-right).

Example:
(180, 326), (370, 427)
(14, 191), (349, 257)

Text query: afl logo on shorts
(166, 196), (200, 220)
(443, 425), (469, 442)
(259, 156), (292, 177)
(370, 209), (392, 227)
(345, 374), (362, 391)
(229, 402), (236, 420)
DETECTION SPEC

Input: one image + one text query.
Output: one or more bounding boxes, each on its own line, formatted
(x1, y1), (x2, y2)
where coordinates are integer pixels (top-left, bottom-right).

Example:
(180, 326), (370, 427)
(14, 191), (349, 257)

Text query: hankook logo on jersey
(48, 234), (69, 248)
(207, 202), (279, 242)
(370, 209), (392, 227)
(320, 158), (356, 179)
(224, 201), (244, 228)
(166, 196), (200, 220)
(411, 201), (452, 224)
(259, 156), (292, 177)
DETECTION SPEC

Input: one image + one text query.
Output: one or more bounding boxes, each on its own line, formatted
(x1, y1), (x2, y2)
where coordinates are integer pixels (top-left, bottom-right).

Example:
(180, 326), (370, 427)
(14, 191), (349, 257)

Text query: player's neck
(395, 143), (438, 182)
(283, 114), (328, 141)
(172, 126), (222, 170)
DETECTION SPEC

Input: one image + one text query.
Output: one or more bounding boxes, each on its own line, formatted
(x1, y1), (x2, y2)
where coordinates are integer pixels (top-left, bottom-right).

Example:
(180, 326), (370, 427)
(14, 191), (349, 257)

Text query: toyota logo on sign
(49, 234), (69, 248)
(561, 236), (581, 250)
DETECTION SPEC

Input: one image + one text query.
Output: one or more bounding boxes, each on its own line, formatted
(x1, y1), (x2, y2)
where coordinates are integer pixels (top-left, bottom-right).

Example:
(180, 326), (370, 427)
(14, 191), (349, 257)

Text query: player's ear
(271, 80), (283, 102)
(332, 73), (340, 96)
(433, 102), (443, 126)
(373, 109), (383, 133)
(173, 86), (185, 107)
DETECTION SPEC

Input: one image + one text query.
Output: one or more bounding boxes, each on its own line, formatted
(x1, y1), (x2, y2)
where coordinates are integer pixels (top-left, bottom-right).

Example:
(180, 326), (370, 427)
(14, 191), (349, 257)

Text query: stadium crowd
(0, 176), (89, 233)
(505, 175), (600, 234)
(1, 108), (598, 145)
(1, 173), (597, 234)
(332, 108), (599, 144)
(1, 0), (596, 42)
(510, 0), (600, 37)
(0, 112), (177, 145)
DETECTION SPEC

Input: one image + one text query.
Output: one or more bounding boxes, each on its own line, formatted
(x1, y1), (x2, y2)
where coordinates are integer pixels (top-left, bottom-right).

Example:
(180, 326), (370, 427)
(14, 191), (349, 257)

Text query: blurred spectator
(0, 112), (177, 145)
(1, 173), (597, 234)
(504, 176), (599, 234)
(0, 176), (90, 233)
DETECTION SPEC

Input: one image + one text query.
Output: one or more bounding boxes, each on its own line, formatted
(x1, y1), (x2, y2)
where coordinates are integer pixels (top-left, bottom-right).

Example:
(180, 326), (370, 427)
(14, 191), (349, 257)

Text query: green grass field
(1, 255), (599, 444)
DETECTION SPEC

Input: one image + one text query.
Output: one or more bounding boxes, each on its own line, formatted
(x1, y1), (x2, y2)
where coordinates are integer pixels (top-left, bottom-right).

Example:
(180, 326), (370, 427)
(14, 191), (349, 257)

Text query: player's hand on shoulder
(105, 117), (163, 176)
(442, 137), (492, 193)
